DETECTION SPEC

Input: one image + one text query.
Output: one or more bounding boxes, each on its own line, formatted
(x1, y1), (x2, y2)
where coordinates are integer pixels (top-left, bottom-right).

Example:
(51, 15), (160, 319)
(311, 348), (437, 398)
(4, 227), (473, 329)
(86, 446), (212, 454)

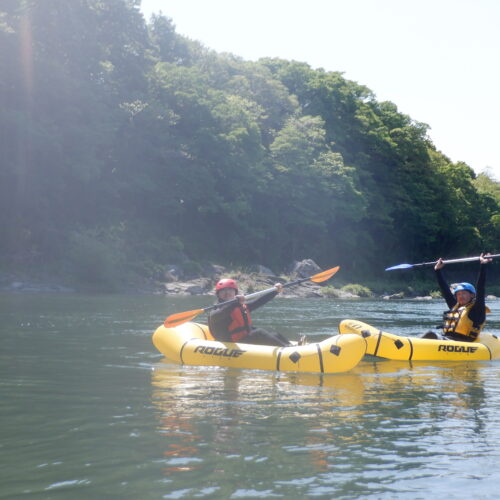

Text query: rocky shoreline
(0, 259), (342, 297)
(0, 274), (369, 298)
(2, 258), (497, 301)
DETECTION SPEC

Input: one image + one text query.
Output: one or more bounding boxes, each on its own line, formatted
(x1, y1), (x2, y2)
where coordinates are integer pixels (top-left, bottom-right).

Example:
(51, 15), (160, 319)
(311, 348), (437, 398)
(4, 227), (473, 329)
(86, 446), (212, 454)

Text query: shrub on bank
(341, 284), (373, 297)
(321, 286), (340, 298)
(321, 284), (373, 298)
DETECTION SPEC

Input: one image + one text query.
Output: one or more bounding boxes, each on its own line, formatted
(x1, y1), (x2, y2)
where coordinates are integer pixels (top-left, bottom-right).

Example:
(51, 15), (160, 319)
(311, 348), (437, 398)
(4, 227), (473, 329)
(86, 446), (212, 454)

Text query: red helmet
(215, 278), (238, 293)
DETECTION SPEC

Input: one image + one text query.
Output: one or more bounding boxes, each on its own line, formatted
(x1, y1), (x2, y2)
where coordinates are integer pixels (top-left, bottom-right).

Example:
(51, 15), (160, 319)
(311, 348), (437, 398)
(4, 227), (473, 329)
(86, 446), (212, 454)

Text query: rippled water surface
(1, 292), (500, 499)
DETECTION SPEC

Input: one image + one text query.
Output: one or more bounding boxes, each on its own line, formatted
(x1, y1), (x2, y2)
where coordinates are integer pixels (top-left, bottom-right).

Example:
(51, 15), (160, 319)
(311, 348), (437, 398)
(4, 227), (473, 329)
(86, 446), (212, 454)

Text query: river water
(1, 292), (500, 499)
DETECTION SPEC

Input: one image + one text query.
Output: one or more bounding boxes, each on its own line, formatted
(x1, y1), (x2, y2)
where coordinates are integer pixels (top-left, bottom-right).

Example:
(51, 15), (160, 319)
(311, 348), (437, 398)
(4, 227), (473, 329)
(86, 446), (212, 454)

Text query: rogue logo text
(194, 346), (246, 358)
(437, 344), (478, 353)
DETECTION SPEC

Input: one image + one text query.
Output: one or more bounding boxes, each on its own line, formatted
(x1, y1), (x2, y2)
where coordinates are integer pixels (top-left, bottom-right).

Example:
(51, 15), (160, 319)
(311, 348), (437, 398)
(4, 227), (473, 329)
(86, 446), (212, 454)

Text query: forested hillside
(1, 0), (498, 288)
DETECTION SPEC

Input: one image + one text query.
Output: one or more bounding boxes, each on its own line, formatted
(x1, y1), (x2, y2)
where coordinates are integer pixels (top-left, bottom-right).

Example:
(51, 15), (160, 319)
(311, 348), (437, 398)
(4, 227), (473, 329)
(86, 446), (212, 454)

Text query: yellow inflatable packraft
(338, 319), (500, 361)
(152, 322), (366, 374)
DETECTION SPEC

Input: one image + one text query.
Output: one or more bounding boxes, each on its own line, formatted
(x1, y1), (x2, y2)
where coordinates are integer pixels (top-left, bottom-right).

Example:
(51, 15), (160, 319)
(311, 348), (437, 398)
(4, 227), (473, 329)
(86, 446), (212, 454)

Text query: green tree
(1, 3), (498, 285)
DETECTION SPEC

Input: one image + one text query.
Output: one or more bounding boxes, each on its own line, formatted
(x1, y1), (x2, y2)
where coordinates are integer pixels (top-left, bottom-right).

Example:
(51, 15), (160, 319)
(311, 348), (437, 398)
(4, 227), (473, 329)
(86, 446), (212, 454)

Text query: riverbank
(0, 271), (458, 301)
(2, 258), (497, 300)
(0, 268), (346, 297)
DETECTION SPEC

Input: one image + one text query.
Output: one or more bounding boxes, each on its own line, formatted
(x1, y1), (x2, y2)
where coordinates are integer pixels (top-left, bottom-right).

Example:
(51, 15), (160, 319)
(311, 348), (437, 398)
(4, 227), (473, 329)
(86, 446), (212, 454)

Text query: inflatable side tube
(339, 319), (492, 361)
(152, 323), (366, 374)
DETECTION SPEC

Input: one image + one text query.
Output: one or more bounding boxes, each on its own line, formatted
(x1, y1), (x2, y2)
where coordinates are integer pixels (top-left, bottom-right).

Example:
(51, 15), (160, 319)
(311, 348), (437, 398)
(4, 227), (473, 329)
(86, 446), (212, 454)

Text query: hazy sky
(140, 0), (500, 180)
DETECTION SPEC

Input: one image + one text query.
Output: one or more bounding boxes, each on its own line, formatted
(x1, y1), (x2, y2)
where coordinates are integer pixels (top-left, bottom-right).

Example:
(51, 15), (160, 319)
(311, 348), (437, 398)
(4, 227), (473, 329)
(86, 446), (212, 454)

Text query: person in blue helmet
(426, 253), (492, 342)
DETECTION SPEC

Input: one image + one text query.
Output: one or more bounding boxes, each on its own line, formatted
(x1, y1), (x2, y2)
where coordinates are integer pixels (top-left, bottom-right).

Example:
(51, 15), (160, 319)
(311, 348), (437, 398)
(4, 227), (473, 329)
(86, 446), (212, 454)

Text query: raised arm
(434, 258), (456, 308)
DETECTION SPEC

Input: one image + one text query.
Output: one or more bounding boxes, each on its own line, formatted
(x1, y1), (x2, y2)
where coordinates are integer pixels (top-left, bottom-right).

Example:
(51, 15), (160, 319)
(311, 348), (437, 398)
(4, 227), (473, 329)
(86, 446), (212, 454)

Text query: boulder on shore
(289, 259), (322, 278)
(159, 258), (329, 298)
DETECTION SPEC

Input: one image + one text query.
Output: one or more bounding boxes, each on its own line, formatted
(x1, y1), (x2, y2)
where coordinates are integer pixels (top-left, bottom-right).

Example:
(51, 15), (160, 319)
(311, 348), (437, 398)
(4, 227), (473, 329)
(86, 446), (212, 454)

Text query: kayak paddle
(385, 254), (499, 271)
(163, 266), (340, 328)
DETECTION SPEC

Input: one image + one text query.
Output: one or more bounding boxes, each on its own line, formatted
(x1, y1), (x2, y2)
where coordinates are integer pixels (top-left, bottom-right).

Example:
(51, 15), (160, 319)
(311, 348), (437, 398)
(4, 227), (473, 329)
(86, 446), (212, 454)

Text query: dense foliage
(1, 1), (498, 288)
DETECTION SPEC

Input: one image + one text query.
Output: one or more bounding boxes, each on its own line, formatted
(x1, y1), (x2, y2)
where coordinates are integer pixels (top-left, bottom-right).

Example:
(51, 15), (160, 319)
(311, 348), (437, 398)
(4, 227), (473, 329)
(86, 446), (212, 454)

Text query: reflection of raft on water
(152, 322), (366, 374)
(339, 319), (500, 361)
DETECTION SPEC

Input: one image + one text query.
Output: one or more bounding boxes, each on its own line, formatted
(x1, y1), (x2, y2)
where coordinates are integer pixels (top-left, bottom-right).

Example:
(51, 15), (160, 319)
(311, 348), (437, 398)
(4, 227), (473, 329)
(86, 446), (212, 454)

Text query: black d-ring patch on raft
(330, 345), (341, 356)
(394, 339), (404, 349)
(392, 337), (413, 360)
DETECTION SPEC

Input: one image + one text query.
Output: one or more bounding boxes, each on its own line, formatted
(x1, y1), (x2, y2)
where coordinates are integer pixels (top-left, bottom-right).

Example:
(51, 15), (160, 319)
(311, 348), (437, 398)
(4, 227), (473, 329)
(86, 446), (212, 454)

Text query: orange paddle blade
(164, 309), (204, 328)
(309, 266), (340, 283)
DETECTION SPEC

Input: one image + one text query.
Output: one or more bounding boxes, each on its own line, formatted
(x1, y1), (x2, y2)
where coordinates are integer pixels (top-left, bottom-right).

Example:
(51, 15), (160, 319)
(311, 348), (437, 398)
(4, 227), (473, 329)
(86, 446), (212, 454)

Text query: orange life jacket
(228, 304), (252, 342)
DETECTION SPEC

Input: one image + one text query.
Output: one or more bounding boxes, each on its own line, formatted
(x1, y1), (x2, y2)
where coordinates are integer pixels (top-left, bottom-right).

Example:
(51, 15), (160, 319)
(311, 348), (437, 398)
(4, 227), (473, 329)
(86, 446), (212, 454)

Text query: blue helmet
(452, 282), (476, 295)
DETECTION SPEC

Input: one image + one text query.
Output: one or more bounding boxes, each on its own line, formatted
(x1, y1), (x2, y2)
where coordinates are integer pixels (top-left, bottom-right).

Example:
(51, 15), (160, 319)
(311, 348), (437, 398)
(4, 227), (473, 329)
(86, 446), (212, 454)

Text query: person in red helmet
(425, 252), (492, 342)
(208, 278), (294, 347)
